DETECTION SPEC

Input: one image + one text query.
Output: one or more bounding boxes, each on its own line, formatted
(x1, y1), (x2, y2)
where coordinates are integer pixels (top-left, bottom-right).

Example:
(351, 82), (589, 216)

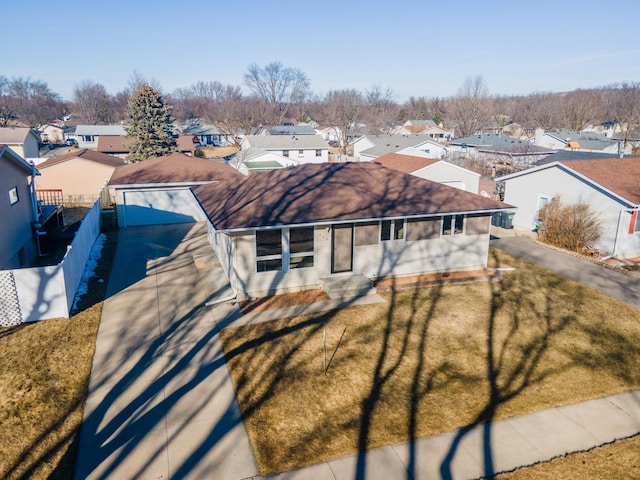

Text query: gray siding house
(193, 162), (511, 300)
(496, 158), (640, 258)
(0, 145), (38, 268)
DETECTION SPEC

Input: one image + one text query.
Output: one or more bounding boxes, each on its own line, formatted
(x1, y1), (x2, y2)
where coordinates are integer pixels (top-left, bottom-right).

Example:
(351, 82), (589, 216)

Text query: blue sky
(4, 0), (640, 102)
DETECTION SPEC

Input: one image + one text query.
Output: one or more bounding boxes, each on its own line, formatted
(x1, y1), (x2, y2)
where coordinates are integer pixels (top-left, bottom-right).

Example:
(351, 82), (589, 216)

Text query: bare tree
(243, 62), (310, 125)
(72, 80), (114, 124)
(604, 81), (640, 152)
(447, 75), (493, 137)
(2, 77), (64, 128)
(363, 85), (398, 134)
(320, 89), (365, 154)
(559, 89), (603, 131)
(0, 76), (18, 127)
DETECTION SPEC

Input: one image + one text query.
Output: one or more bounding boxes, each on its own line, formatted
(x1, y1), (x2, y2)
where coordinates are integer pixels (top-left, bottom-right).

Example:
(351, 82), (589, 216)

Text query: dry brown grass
(0, 230), (117, 480)
(220, 248), (640, 475)
(496, 434), (640, 479)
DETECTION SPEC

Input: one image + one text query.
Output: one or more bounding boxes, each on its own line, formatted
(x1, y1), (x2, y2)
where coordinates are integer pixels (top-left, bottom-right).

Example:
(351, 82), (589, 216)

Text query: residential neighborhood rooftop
(451, 133), (551, 154)
(193, 162), (510, 230)
(242, 134), (329, 150)
(109, 153), (243, 186)
(37, 148), (126, 169)
(561, 158), (640, 205)
(373, 153), (438, 174)
(75, 124), (127, 136)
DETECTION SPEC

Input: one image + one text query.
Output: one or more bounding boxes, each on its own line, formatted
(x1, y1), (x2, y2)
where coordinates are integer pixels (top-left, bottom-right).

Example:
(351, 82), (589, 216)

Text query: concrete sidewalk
(76, 222), (640, 479)
(251, 390), (640, 479)
(491, 235), (640, 309)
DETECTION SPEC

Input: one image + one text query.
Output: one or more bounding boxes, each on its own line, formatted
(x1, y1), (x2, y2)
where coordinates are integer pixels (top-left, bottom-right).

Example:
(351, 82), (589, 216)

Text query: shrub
(537, 197), (602, 253)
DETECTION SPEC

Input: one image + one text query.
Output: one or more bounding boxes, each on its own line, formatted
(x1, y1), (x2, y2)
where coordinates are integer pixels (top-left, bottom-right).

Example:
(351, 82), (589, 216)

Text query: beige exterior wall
(0, 162), (37, 268)
(35, 158), (115, 199)
(219, 216), (492, 300)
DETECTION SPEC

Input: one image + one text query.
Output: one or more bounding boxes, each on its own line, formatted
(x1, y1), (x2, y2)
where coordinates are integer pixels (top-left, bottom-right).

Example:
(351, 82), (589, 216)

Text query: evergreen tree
(125, 84), (178, 162)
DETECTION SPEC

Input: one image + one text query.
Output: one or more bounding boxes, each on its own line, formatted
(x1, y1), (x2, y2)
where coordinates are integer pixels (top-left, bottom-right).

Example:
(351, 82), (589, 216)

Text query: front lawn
(220, 248), (640, 475)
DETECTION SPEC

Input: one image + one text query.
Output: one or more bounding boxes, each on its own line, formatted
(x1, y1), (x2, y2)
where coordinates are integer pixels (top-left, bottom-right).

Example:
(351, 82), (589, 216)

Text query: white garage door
(121, 189), (206, 227)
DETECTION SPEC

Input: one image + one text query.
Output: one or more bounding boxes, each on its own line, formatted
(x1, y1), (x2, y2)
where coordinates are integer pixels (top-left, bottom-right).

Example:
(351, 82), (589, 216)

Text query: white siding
(115, 187), (207, 227)
(503, 166), (635, 255)
(413, 162), (480, 193)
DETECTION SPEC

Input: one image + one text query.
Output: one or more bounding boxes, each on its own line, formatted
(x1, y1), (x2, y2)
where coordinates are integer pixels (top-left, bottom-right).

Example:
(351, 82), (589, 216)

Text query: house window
(381, 219), (405, 241)
(289, 227), (314, 269)
(442, 215), (464, 235)
(82, 135), (94, 142)
(298, 149), (304, 155)
(8, 187), (18, 205)
(283, 150), (289, 157)
(315, 149), (322, 157)
(256, 229), (283, 272)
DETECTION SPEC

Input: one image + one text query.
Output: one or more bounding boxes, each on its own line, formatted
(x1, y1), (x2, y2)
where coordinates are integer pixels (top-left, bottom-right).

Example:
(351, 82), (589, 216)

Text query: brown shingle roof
(194, 162), (510, 230)
(97, 135), (195, 154)
(561, 158), (640, 205)
(374, 153), (438, 174)
(109, 153), (243, 186)
(37, 149), (126, 169)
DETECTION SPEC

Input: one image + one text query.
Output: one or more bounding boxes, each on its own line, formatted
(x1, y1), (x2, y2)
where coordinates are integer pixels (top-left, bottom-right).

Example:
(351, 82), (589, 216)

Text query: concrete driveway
(491, 235), (640, 309)
(74, 222), (258, 480)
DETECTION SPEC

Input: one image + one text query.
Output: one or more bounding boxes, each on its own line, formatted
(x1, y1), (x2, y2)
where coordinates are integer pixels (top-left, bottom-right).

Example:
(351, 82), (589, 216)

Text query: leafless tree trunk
(447, 75), (493, 137)
(73, 80), (114, 124)
(364, 85), (398, 134)
(320, 89), (365, 154)
(243, 62), (310, 125)
(604, 81), (640, 152)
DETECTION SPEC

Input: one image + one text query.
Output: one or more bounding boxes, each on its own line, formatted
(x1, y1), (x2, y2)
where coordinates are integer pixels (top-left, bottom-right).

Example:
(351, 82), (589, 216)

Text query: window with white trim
(256, 229), (283, 272)
(381, 219), (405, 241)
(442, 215), (464, 235)
(289, 227), (314, 269)
(8, 187), (18, 205)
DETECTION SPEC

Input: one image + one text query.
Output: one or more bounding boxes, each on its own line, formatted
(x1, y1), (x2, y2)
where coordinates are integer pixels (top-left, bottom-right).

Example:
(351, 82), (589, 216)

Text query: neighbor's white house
(74, 125), (127, 150)
(240, 134), (330, 164)
(352, 134), (448, 161)
(496, 157), (640, 258)
(193, 162), (512, 300)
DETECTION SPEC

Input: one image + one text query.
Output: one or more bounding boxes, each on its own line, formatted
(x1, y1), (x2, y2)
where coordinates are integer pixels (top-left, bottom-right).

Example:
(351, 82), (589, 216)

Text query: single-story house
(256, 125), (317, 136)
(182, 124), (234, 146)
(374, 153), (481, 194)
(35, 149), (125, 203)
(352, 134), (448, 161)
(193, 162), (512, 300)
(39, 123), (66, 144)
(496, 157), (640, 258)
(0, 127), (41, 160)
(109, 153), (244, 227)
(532, 128), (631, 156)
(229, 147), (299, 174)
(448, 133), (553, 167)
(96, 135), (196, 158)
(240, 134), (330, 163)
(75, 125), (127, 150)
(0, 145), (39, 269)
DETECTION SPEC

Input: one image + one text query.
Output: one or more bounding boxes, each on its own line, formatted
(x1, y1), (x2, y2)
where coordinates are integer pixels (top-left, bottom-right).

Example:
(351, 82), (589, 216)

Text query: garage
(108, 153), (244, 228)
(119, 188), (207, 227)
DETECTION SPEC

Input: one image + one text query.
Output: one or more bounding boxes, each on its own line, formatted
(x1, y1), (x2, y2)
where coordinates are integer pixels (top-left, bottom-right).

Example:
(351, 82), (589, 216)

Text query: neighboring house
(96, 135), (196, 158)
(315, 125), (342, 144)
(35, 149), (125, 203)
(374, 153), (481, 194)
(256, 125), (317, 136)
(392, 121), (452, 142)
(496, 157), (640, 258)
(109, 153), (244, 227)
(39, 123), (66, 144)
(532, 128), (631, 156)
(241, 134), (329, 164)
(448, 133), (553, 167)
(533, 150), (624, 166)
(230, 147), (299, 174)
(0, 127), (41, 160)
(193, 162), (511, 300)
(182, 124), (234, 146)
(75, 125), (127, 150)
(352, 134), (447, 161)
(0, 145), (38, 269)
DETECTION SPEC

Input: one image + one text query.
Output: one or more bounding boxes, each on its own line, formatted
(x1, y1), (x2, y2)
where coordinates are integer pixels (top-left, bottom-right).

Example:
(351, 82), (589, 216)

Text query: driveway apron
(74, 222), (258, 480)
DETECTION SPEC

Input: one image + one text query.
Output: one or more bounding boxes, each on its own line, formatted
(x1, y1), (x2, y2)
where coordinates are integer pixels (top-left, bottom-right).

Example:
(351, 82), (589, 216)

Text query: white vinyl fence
(0, 198), (102, 325)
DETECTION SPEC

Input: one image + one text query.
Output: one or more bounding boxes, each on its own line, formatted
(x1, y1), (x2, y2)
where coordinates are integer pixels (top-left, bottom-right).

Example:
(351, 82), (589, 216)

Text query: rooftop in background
(37, 149), (125, 169)
(258, 125), (317, 135)
(109, 153), (243, 186)
(451, 133), (552, 154)
(194, 162), (510, 231)
(75, 125), (127, 136)
(242, 134), (329, 150)
(373, 153), (438, 174)
(534, 150), (627, 165)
